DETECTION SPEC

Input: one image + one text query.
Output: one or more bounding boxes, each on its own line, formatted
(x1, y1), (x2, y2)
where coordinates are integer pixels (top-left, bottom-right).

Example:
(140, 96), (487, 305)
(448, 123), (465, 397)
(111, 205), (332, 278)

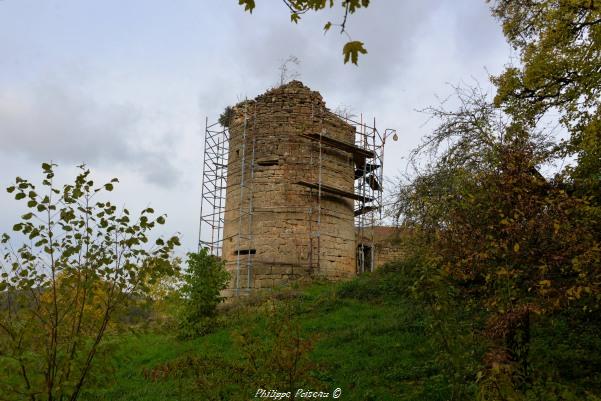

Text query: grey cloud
(224, 0), (444, 111)
(0, 82), (181, 187)
(136, 151), (181, 187)
(0, 83), (135, 161)
(452, 1), (507, 60)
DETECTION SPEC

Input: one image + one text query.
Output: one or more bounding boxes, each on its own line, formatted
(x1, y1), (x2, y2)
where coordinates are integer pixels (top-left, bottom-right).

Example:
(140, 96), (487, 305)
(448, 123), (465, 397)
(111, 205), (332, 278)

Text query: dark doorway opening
(356, 244), (372, 274)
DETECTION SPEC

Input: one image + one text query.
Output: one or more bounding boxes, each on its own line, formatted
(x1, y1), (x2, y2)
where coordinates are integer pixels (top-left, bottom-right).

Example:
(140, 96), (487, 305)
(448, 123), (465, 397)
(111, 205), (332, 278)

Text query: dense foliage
(177, 249), (230, 338)
(393, 1), (600, 397)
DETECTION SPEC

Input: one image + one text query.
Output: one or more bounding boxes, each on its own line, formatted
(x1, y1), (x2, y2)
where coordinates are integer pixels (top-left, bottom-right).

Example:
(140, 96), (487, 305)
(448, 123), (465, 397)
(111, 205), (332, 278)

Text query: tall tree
(489, 0), (601, 198)
(398, 85), (599, 314)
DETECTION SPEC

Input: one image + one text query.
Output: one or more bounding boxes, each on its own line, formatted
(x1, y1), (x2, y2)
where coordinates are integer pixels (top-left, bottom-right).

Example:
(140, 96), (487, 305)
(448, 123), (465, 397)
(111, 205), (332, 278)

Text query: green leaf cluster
(177, 248), (230, 338)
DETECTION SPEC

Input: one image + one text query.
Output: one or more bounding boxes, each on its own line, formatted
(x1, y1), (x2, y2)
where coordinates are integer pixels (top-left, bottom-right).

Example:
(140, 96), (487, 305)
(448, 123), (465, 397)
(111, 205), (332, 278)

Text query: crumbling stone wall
(371, 226), (409, 268)
(374, 242), (406, 268)
(222, 81), (356, 295)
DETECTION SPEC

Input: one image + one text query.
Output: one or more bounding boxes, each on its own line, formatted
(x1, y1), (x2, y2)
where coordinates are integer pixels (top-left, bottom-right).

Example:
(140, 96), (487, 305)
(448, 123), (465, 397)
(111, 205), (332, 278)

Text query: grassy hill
(80, 262), (601, 401)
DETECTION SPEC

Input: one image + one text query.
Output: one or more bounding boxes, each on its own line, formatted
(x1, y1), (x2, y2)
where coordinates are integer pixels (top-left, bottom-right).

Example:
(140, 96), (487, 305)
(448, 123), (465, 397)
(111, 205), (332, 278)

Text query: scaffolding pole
(318, 128), (323, 270)
(246, 107), (257, 290)
(342, 114), (385, 274)
(307, 104), (324, 271)
(198, 118), (228, 256)
(233, 103), (255, 295)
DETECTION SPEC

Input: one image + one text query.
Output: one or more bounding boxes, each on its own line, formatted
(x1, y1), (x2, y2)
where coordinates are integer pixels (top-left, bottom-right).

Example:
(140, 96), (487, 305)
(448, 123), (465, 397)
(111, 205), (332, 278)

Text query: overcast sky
(0, 0), (512, 255)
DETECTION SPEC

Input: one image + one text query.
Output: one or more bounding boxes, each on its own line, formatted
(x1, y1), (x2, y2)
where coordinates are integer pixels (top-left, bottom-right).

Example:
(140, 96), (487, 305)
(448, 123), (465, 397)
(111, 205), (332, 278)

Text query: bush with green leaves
(0, 163), (180, 401)
(177, 249), (230, 338)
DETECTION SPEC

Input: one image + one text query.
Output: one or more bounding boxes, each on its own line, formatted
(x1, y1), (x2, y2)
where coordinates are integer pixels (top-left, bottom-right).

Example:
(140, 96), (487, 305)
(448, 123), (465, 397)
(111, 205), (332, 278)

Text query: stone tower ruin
(199, 81), (387, 296)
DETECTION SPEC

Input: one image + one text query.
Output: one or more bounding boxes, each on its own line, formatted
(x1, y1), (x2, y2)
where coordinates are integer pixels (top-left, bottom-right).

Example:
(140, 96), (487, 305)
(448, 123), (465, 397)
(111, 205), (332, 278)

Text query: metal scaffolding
(298, 110), (389, 275)
(198, 118), (228, 256)
(343, 115), (386, 274)
(198, 105), (256, 295)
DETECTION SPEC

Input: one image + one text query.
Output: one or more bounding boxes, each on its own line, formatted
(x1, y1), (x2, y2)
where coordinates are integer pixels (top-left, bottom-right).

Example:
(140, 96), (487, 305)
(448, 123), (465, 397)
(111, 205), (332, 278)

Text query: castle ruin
(199, 81), (395, 296)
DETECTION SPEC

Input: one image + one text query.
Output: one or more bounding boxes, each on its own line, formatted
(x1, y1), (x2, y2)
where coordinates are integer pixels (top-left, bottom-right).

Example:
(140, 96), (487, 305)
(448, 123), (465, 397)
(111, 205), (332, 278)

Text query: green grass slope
(81, 263), (601, 401)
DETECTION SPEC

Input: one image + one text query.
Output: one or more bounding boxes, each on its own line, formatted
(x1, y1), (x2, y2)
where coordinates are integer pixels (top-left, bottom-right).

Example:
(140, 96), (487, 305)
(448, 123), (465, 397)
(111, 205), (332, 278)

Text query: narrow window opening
(234, 249), (256, 255)
(257, 159), (279, 167)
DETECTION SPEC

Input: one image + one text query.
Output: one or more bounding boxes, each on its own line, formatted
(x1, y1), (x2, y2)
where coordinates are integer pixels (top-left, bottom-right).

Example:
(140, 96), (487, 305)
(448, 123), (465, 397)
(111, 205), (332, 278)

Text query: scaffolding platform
(354, 205), (379, 217)
(300, 133), (375, 159)
(295, 180), (374, 202)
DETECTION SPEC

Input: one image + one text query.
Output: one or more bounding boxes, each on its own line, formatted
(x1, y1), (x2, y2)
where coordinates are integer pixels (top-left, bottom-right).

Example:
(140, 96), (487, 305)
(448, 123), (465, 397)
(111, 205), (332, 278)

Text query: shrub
(177, 249), (230, 337)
